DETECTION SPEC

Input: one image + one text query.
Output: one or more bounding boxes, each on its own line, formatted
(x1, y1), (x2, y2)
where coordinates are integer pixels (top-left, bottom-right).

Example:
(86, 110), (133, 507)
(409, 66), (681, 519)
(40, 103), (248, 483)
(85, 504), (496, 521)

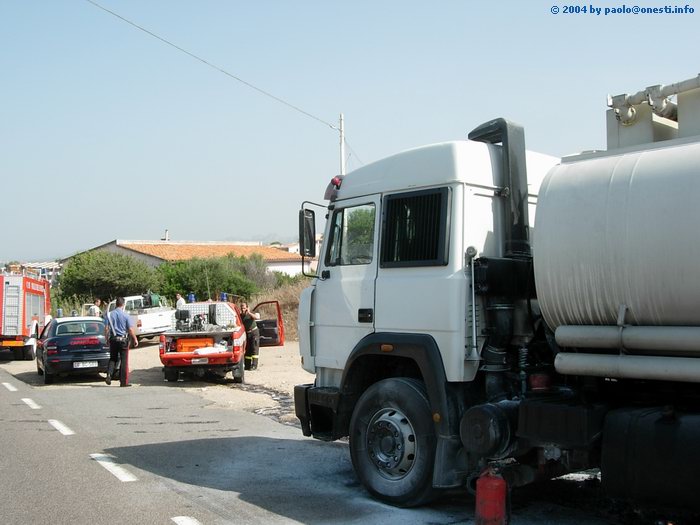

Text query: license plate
(1, 341), (24, 347)
(191, 357), (209, 365)
(73, 361), (98, 369)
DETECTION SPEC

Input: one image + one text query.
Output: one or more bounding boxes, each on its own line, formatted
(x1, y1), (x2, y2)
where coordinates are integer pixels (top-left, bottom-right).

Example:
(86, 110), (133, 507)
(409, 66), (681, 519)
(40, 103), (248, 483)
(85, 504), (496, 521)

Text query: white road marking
(21, 398), (41, 409)
(90, 453), (138, 482)
(171, 517), (203, 525)
(2, 382), (18, 392)
(48, 419), (75, 436)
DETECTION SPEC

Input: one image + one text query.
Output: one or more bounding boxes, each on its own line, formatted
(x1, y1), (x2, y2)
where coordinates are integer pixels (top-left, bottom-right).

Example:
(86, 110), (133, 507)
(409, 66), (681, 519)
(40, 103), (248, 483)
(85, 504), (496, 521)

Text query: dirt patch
(132, 339), (312, 424)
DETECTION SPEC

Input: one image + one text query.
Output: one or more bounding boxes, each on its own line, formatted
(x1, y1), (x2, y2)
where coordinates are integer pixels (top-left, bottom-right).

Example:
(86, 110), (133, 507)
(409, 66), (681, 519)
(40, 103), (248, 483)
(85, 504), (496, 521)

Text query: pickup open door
(253, 300), (285, 347)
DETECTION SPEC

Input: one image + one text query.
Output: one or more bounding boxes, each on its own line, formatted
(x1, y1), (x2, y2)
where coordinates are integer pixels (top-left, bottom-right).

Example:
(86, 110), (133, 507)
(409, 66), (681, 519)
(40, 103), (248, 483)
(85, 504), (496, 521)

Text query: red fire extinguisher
(475, 465), (509, 525)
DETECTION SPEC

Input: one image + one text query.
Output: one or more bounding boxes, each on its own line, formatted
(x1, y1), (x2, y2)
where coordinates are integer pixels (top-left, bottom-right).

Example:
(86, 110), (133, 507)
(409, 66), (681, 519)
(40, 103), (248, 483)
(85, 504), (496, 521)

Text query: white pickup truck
(107, 293), (176, 341)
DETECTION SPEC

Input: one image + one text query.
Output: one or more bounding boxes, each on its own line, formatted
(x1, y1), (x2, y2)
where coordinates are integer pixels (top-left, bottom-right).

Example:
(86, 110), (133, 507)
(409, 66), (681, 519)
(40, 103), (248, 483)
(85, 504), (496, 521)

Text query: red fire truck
(0, 269), (52, 360)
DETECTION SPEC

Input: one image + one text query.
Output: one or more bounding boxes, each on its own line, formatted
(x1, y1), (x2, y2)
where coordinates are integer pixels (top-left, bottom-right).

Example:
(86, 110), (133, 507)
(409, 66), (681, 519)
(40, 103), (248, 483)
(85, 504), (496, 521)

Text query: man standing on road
(105, 297), (138, 386)
(175, 293), (186, 309)
(88, 298), (102, 317)
(240, 302), (260, 371)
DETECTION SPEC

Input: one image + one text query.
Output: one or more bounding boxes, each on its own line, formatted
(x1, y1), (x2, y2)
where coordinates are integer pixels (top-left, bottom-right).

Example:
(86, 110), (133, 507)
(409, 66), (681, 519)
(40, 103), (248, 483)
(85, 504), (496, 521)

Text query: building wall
(267, 261), (309, 276)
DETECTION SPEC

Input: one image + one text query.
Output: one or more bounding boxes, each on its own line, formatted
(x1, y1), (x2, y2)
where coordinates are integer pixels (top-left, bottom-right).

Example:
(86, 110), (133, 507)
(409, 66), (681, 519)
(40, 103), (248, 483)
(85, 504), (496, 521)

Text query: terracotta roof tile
(119, 243), (302, 263)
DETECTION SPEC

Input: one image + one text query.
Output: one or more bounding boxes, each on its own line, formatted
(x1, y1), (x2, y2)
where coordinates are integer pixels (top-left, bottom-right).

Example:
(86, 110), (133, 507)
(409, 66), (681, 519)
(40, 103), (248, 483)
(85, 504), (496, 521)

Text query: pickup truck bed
(159, 328), (245, 383)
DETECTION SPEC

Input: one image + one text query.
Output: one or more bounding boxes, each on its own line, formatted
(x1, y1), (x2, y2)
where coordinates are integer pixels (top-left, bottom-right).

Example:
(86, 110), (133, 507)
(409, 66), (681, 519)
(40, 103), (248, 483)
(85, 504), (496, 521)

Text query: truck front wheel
(349, 377), (438, 507)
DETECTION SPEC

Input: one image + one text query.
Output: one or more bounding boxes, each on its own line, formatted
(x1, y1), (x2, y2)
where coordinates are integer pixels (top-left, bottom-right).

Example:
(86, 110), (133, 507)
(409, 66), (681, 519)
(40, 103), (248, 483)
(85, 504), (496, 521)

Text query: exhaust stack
(469, 118), (530, 259)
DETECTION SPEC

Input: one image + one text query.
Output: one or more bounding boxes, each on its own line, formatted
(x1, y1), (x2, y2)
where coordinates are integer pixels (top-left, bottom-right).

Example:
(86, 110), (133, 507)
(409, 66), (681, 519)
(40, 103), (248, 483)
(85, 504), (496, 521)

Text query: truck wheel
(23, 343), (36, 361)
(164, 367), (179, 382)
(232, 363), (245, 384)
(349, 377), (438, 507)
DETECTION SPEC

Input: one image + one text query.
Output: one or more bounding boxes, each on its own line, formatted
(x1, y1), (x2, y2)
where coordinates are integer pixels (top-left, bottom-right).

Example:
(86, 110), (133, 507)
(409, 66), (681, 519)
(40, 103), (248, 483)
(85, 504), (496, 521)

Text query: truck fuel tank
(602, 407), (700, 511)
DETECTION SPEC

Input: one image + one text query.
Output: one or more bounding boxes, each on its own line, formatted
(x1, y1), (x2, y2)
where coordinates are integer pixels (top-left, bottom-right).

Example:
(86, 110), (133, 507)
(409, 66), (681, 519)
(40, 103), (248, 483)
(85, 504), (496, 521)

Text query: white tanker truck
(294, 75), (700, 510)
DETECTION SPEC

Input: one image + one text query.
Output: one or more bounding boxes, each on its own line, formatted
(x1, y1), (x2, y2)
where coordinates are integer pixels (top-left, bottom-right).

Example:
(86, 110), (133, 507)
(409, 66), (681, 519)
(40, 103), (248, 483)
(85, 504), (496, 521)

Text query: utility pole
(339, 113), (346, 176)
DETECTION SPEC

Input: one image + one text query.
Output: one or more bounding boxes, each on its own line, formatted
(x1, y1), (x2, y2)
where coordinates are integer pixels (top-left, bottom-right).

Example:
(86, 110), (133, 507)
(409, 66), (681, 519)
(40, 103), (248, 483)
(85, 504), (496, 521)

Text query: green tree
(346, 207), (375, 246)
(157, 257), (258, 301)
(57, 251), (161, 300)
(237, 253), (276, 290)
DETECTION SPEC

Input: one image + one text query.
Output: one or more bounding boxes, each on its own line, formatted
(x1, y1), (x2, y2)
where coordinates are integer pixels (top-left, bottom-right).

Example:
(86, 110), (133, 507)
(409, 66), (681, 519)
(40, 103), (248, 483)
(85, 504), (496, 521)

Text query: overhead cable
(344, 140), (364, 166)
(84, 0), (338, 130)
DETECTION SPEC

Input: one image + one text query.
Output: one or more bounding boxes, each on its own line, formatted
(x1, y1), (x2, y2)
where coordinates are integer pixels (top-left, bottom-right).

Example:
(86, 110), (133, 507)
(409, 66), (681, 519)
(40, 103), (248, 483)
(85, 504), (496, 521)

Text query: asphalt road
(0, 344), (660, 525)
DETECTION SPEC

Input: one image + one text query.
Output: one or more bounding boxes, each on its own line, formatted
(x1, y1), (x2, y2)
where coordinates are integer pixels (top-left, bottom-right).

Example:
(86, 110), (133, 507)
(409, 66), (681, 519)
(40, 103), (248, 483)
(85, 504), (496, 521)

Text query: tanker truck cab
(297, 75), (700, 513)
(296, 120), (558, 506)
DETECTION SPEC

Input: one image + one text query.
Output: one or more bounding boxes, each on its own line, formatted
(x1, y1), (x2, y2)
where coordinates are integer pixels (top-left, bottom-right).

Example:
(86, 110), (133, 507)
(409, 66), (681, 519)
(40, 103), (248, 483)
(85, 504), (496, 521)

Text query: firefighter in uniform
(240, 302), (260, 370)
(105, 297), (138, 386)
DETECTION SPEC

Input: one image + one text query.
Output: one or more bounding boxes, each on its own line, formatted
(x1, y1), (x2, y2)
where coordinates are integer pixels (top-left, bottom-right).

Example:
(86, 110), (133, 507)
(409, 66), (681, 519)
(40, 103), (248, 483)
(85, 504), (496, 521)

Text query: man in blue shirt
(104, 297), (139, 386)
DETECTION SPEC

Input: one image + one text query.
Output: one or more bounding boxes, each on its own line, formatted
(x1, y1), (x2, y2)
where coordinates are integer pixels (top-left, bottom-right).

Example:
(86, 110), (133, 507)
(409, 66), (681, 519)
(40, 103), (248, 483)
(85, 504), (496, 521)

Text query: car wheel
(164, 367), (179, 382)
(36, 358), (44, 376)
(43, 366), (54, 385)
(232, 363), (245, 384)
(349, 377), (438, 507)
(23, 343), (36, 361)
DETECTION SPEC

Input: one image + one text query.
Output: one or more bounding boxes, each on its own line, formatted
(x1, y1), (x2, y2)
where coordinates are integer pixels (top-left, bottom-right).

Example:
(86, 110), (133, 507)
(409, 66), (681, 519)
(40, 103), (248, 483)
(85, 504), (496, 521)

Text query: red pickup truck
(159, 300), (284, 384)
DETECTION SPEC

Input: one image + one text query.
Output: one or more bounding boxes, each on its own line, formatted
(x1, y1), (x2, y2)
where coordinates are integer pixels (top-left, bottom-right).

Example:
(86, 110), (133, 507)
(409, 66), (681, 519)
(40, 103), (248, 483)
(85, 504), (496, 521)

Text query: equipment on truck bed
(160, 300), (285, 384)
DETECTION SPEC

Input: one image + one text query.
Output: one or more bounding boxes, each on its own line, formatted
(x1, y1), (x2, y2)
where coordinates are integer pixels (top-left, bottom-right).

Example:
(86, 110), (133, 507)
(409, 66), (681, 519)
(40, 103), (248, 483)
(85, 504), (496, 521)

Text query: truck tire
(349, 377), (438, 507)
(232, 363), (245, 384)
(23, 343), (36, 361)
(164, 367), (179, 382)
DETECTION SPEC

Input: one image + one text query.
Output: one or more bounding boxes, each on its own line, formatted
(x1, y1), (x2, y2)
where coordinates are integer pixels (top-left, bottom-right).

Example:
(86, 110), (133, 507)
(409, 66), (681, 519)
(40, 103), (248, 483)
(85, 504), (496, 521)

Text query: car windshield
(55, 321), (104, 336)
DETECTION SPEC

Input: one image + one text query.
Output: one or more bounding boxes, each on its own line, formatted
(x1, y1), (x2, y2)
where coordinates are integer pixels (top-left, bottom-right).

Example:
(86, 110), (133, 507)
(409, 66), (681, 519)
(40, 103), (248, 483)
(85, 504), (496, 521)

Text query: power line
(84, 0), (338, 130)
(344, 139), (364, 166)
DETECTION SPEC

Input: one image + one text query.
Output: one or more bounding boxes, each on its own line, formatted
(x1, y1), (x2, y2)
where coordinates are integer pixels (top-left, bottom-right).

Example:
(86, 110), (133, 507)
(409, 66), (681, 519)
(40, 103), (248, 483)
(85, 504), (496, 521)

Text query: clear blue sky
(2, 0), (698, 261)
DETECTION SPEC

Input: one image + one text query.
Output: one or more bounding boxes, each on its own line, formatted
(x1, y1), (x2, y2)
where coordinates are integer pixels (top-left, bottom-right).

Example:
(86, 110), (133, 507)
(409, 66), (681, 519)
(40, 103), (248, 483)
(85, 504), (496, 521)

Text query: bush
(157, 256), (258, 301)
(50, 291), (91, 317)
(253, 277), (311, 341)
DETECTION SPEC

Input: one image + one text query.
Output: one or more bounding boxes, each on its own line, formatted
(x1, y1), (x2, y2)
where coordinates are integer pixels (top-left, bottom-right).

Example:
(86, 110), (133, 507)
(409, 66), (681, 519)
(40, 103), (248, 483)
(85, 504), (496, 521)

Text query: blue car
(36, 317), (110, 384)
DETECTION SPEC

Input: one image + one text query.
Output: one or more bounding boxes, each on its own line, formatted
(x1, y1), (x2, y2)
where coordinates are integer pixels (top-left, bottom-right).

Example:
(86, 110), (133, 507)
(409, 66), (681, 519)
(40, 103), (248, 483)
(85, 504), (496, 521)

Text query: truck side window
(325, 204), (376, 266)
(381, 187), (450, 267)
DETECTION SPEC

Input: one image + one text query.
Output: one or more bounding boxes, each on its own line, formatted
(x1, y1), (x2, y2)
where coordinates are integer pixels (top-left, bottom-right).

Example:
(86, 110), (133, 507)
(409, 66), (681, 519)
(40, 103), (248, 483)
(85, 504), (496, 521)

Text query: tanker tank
(533, 139), (700, 332)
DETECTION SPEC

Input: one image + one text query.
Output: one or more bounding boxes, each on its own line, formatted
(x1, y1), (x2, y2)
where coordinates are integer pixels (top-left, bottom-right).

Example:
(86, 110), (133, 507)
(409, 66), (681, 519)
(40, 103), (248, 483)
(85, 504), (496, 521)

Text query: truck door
(253, 300), (285, 346)
(312, 197), (379, 369)
(25, 291), (44, 337)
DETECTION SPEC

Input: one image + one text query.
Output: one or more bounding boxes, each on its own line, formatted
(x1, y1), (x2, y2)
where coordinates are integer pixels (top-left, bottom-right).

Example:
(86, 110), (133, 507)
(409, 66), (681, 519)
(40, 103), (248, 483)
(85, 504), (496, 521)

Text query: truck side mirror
(299, 209), (316, 258)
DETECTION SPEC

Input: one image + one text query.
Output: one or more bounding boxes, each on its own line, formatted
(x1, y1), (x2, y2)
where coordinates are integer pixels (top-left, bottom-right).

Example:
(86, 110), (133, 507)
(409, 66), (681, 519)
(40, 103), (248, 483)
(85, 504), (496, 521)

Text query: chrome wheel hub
(366, 408), (417, 479)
